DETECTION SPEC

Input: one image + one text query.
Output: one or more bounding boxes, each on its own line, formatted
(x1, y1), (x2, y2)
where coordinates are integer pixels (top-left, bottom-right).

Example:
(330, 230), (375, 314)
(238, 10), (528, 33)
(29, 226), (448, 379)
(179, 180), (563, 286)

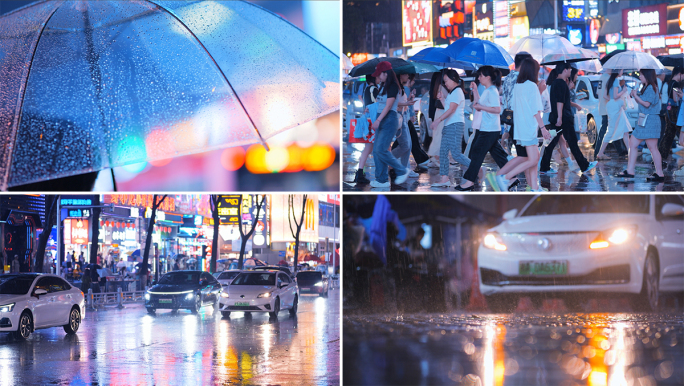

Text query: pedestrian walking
(430, 69), (470, 187)
(596, 71), (631, 160)
(493, 57), (551, 192)
(540, 62), (597, 175)
(11, 255), (20, 273)
(617, 69), (665, 181)
(391, 74), (429, 173)
(501, 52), (531, 155)
(659, 67), (683, 160)
(389, 72), (413, 174)
(81, 268), (91, 293)
(426, 71), (447, 168)
(353, 75), (380, 184)
(594, 71), (612, 158)
(370, 61), (409, 188)
(456, 66), (507, 191)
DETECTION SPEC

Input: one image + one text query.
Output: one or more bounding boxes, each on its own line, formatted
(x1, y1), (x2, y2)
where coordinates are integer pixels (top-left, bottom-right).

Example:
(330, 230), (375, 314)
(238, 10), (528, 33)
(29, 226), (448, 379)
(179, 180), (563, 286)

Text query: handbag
(637, 113), (648, 127)
(349, 118), (375, 143)
(501, 108), (513, 125)
(353, 113), (369, 138)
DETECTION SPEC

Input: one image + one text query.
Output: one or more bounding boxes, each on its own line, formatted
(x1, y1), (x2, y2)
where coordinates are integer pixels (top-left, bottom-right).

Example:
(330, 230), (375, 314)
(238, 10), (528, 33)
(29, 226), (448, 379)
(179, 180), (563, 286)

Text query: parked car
(478, 195), (684, 312)
(0, 273), (85, 340)
(296, 271), (329, 297)
(145, 271), (222, 314)
(215, 270), (243, 287)
(219, 271), (298, 318)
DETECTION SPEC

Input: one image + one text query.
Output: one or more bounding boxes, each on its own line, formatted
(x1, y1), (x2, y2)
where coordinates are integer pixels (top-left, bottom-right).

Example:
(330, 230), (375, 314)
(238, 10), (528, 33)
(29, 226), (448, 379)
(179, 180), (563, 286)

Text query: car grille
(501, 231), (597, 255)
(228, 306), (263, 311)
(481, 264), (631, 286)
(0, 318), (11, 328)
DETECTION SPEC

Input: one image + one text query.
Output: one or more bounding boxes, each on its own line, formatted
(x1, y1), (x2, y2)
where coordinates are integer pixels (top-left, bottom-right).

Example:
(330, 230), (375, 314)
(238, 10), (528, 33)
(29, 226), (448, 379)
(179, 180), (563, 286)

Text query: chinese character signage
(402, 0), (433, 46)
(217, 195), (241, 225)
(622, 3), (667, 38)
(437, 0), (465, 44)
(106, 195), (176, 212)
(494, 0), (509, 38)
(64, 219), (89, 245)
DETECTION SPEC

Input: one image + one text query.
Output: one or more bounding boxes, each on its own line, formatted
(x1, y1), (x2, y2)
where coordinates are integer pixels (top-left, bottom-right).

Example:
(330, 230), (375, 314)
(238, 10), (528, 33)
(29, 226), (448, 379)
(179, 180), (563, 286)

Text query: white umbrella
(342, 55), (354, 72)
(602, 51), (665, 72)
(576, 49), (602, 73)
(509, 34), (582, 64)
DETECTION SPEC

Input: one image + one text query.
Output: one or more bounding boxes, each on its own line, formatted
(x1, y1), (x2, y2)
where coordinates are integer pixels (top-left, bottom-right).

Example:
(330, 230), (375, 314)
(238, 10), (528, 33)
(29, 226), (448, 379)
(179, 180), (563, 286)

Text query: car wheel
(221, 311), (231, 318)
(586, 117), (597, 145)
(632, 251), (659, 312)
(190, 295), (201, 314)
(146, 307), (156, 314)
(485, 294), (518, 313)
(14, 312), (33, 340)
(269, 298), (280, 318)
(289, 296), (298, 316)
(63, 307), (81, 335)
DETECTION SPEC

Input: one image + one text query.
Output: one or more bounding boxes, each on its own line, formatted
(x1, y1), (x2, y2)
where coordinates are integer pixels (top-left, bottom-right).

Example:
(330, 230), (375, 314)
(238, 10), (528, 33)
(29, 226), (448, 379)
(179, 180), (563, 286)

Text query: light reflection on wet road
(0, 290), (339, 386)
(344, 313), (684, 386)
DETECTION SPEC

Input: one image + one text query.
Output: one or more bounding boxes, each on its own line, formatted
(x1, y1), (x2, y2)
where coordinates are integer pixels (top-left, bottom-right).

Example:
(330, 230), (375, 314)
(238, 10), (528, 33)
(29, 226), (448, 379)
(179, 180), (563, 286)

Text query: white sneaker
(394, 170), (409, 184)
(431, 180), (451, 187)
(418, 160), (430, 167)
(370, 180), (390, 188)
(427, 160), (440, 168)
(408, 170), (419, 178)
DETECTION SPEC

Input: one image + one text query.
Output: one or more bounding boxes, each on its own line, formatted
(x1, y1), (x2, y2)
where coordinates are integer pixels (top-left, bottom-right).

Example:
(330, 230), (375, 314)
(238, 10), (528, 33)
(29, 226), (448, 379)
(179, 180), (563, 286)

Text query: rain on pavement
(0, 289), (340, 386)
(344, 311), (684, 386)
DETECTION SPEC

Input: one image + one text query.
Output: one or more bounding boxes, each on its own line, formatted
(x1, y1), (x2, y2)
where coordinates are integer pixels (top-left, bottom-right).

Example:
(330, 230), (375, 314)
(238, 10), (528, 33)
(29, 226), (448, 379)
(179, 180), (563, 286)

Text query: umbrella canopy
(602, 51), (665, 73)
(599, 49), (627, 65)
(509, 34), (582, 64)
(443, 38), (513, 69)
(0, 1), (339, 190)
(575, 59), (603, 74)
(394, 62), (438, 75)
(656, 54), (684, 68)
(409, 46), (468, 69)
(541, 52), (594, 66)
(348, 57), (411, 77)
(342, 54), (354, 72)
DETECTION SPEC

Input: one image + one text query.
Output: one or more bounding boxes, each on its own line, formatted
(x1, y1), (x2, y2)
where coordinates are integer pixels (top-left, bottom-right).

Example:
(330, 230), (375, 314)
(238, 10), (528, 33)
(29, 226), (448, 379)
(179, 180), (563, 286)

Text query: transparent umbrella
(602, 51), (665, 73)
(0, 1), (339, 190)
(509, 34), (582, 64)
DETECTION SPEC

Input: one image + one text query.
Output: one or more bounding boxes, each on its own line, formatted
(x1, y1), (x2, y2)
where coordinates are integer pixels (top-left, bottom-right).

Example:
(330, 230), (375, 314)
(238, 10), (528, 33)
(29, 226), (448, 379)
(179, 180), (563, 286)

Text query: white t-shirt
(443, 87), (465, 125)
(598, 73), (611, 115)
(479, 86), (501, 132)
(511, 80), (544, 143)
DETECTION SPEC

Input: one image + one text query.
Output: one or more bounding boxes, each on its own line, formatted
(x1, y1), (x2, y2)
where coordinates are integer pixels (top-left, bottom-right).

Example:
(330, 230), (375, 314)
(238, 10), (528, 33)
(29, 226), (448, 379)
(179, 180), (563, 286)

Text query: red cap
(371, 61), (393, 77)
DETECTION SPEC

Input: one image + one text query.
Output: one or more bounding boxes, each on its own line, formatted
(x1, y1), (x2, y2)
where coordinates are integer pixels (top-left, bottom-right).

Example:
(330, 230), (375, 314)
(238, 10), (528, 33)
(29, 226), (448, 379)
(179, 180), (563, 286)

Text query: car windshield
(297, 272), (323, 282)
(590, 81), (599, 99)
(231, 273), (276, 286)
(158, 272), (200, 285)
(522, 195), (650, 216)
(218, 272), (240, 281)
(0, 275), (35, 295)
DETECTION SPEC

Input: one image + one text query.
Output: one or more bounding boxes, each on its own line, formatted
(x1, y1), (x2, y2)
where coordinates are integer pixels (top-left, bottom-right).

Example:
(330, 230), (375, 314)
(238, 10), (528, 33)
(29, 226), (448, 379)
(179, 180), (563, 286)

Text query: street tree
(89, 205), (101, 265)
(237, 195), (266, 270)
(288, 194), (308, 273)
(209, 195), (223, 274)
(34, 195), (59, 273)
(140, 195), (167, 289)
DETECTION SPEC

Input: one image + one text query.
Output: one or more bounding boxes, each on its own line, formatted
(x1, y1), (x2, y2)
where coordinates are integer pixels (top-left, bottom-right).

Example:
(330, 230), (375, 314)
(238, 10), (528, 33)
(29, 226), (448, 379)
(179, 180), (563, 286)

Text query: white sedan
(215, 270), (243, 287)
(478, 195), (684, 312)
(0, 273), (85, 339)
(219, 271), (298, 318)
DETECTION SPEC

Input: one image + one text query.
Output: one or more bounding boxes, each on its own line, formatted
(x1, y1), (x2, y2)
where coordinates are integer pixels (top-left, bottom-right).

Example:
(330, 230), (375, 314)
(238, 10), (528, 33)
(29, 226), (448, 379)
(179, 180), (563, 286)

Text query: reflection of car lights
(144, 293), (150, 301)
(186, 293), (195, 300)
(221, 292), (230, 298)
(0, 303), (15, 313)
(483, 233), (507, 251)
(315, 282), (323, 287)
(590, 226), (636, 249)
(353, 100), (363, 108)
(257, 292), (271, 298)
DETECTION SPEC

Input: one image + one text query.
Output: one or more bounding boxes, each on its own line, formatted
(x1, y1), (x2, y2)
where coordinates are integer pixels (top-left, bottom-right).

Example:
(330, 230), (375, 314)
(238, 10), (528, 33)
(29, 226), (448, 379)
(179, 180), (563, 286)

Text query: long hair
(379, 69), (404, 96)
(517, 58), (539, 84)
(478, 65), (502, 88)
(606, 72), (619, 96)
(639, 69), (658, 96)
(547, 68), (559, 85)
(442, 69), (463, 93)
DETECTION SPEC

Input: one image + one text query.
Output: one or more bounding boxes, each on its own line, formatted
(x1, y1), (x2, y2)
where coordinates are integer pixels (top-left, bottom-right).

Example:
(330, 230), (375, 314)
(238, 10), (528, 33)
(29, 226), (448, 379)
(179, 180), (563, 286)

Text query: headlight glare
(590, 226), (636, 249)
(353, 100), (363, 108)
(144, 293), (150, 300)
(221, 292), (230, 298)
(257, 292), (271, 298)
(0, 303), (15, 313)
(483, 233), (507, 251)
(315, 282), (323, 287)
(186, 293), (195, 300)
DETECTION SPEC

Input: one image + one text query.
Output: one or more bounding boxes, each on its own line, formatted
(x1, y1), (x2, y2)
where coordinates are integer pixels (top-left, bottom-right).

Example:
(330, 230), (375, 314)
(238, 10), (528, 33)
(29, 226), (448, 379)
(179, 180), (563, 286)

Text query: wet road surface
(344, 313), (684, 386)
(0, 289), (339, 386)
(343, 139), (684, 192)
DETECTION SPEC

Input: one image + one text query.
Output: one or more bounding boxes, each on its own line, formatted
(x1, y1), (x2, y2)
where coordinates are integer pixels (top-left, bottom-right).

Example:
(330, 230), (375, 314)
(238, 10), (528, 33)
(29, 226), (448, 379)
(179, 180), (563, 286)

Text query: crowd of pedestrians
(351, 54), (684, 191)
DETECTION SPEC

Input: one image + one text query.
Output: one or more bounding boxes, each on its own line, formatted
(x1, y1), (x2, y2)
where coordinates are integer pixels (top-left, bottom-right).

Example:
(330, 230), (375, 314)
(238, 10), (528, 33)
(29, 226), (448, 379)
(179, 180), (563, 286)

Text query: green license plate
(235, 302), (250, 306)
(159, 299), (172, 303)
(519, 260), (568, 275)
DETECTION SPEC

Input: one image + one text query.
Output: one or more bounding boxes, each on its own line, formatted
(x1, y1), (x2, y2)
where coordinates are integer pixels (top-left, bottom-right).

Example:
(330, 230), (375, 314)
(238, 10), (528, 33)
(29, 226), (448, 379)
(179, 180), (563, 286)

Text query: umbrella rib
(4, 0), (64, 190)
(143, 0), (271, 151)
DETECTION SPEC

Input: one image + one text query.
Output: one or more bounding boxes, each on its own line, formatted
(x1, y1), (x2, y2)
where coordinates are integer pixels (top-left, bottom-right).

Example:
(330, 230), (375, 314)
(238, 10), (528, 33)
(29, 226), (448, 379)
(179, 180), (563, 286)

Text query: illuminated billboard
(270, 195), (318, 243)
(402, 0), (433, 46)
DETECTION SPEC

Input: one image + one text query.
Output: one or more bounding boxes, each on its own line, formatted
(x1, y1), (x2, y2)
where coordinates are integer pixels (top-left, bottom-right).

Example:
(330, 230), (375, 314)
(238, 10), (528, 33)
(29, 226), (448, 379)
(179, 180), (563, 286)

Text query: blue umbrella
(409, 47), (471, 69)
(0, 1), (339, 190)
(443, 38), (513, 69)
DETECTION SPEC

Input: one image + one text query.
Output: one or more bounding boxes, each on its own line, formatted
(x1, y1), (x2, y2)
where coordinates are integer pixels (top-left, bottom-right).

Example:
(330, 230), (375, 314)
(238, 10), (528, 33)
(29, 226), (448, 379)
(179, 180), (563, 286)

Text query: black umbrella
(348, 57), (411, 77)
(656, 54), (684, 68)
(600, 49), (627, 65)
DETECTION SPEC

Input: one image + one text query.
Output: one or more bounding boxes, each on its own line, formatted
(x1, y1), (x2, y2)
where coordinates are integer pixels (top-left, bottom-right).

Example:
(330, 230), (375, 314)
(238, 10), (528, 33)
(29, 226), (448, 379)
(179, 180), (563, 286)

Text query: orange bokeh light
(245, 145), (268, 174)
(303, 144), (335, 171)
(220, 147), (246, 171)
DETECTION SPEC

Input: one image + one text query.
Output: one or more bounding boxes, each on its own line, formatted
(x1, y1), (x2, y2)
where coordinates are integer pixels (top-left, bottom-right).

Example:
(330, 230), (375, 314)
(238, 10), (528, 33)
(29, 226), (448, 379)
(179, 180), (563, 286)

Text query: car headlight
(186, 293), (195, 300)
(144, 293), (150, 300)
(483, 233), (507, 251)
(257, 292), (271, 298)
(221, 292), (230, 298)
(590, 226), (637, 249)
(315, 282), (323, 286)
(0, 303), (15, 313)
(353, 100), (363, 108)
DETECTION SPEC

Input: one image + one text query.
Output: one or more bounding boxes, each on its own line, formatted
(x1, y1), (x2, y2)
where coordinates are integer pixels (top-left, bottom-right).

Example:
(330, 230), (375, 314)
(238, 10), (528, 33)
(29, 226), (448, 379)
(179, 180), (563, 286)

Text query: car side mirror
(661, 203), (684, 217)
(280, 283), (288, 288)
(33, 288), (48, 298)
(502, 209), (518, 221)
(577, 91), (588, 100)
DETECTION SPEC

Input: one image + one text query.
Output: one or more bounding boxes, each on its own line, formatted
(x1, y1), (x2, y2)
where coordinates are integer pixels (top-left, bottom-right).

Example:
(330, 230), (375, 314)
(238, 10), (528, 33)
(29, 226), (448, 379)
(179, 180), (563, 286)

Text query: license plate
(158, 299), (172, 303)
(235, 302), (250, 306)
(519, 260), (568, 275)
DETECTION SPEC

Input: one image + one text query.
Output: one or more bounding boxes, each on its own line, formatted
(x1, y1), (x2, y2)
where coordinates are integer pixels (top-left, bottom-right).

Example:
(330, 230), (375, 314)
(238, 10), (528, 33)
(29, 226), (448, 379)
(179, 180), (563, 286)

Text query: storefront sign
(64, 219), (88, 245)
(217, 195), (241, 225)
(563, 0), (585, 22)
(106, 195), (176, 212)
(510, 17), (530, 43)
(474, 2), (493, 35)
(606, 43), (625, 53)
(623, 3), (667, 38)
(566, 24), (584, 46)
(665, 3), (684, 35)
(402, 0), (433, 46)
(606, 33), (621, 44)
(67, 208), (90, 218)
(587, 0), (598, 18)
(589, 19), (600, 45)
(112, 228), (136, 243)
(642, 35), (666, 50)
(437, 0), (465, 43)
(270, 195), (318, 243)
(625, 40), (642, 52)
(252, 196), (268, 247)
(350, 53), (369, 66)
(494, 0), (509, 38)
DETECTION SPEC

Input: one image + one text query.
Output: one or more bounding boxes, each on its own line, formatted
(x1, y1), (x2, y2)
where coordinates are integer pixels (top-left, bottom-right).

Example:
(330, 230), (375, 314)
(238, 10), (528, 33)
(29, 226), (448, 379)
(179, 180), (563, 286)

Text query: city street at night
(344, 312), (684, 385)
(0, 289), (340, 386)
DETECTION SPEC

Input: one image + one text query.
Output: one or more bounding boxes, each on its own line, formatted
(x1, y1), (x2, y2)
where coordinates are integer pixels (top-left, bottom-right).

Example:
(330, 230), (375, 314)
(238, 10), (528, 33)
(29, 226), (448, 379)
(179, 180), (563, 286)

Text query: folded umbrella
(0, 1), (339, 190)
(444, 37), (513, 69)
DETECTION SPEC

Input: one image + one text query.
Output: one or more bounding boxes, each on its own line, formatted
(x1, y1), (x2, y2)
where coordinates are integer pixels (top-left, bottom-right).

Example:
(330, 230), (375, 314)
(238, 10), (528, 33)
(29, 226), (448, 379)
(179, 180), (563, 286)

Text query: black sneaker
(646, 173), (665, 182)
(354, 169), (370, 184)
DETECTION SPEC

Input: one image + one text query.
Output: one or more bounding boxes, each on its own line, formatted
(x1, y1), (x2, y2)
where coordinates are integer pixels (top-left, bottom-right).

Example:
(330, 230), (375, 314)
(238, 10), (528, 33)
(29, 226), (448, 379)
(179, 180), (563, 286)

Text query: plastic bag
(575, 110), (588, 133)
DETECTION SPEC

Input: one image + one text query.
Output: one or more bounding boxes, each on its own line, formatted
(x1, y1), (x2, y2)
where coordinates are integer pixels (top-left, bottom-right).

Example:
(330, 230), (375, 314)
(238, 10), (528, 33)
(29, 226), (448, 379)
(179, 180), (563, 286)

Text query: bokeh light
(220, 147), (246, 171)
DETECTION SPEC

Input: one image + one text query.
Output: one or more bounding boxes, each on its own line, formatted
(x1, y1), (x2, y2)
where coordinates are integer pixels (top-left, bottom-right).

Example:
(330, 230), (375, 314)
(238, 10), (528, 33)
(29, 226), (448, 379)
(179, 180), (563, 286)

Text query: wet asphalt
(343, 137), (684, 192)
(0, 289), (340, 386)
(344, 312), (684, 386)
